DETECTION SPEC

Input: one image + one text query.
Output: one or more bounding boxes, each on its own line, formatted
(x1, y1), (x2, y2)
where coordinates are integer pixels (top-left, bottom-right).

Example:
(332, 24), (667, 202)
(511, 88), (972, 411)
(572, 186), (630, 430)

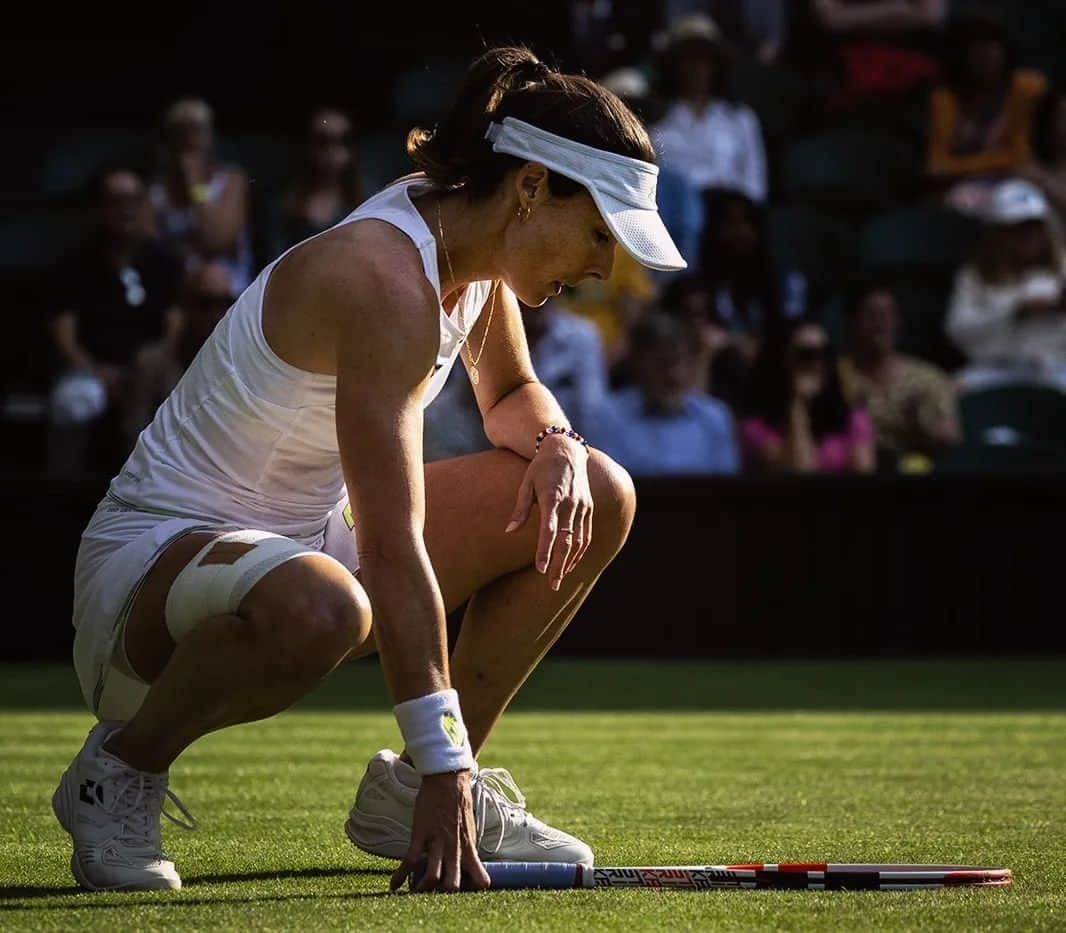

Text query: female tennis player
(52, 45), (686, 894)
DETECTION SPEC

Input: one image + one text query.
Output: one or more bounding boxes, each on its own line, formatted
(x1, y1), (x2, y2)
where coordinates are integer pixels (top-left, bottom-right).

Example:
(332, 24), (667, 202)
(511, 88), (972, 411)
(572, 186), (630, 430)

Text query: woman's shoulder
(273, 216), (435, 322)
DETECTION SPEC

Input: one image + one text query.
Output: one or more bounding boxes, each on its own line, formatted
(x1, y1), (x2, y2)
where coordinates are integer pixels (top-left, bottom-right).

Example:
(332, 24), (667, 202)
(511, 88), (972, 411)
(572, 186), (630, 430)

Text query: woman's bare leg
(104, 533), (373, 773)
(351, 448), (636, 756)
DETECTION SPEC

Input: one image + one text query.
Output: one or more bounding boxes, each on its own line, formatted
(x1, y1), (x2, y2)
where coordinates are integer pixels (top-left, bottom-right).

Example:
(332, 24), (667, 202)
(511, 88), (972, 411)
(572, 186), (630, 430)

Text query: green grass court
(2, 658), (1064, 930)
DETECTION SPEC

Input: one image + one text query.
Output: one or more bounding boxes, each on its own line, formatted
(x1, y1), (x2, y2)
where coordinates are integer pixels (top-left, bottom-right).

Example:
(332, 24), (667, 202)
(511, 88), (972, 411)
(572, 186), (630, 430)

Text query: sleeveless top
(108, 177), (493, 543)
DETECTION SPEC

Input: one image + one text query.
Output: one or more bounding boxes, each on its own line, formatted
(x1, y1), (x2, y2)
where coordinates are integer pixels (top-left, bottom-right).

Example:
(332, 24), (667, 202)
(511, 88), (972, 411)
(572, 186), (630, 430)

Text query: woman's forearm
(482, 380), (572, 460)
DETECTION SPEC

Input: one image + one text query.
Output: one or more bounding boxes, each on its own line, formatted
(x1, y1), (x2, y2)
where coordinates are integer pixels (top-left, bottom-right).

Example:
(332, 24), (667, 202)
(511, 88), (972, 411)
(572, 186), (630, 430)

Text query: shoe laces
(472, 767), (529, 855)
(104, 770), (197, 849)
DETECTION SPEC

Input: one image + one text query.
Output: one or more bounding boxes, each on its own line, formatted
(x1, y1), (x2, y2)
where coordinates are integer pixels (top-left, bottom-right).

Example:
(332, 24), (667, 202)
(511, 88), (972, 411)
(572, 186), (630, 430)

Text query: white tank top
(108, 177), (493, 543)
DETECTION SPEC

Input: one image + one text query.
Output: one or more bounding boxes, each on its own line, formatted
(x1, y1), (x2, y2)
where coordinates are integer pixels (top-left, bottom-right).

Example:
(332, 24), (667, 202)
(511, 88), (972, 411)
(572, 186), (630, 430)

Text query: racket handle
(485, 862), (593, 889)
(409, 861), (592, 890)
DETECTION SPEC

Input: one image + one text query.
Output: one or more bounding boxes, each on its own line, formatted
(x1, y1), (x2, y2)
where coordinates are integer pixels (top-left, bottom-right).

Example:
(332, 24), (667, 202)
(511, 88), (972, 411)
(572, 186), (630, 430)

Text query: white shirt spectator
(946, 261), (1066, 377)
(528, 308), (609, 436)
(590, 385), (740, 475)
(652, 100), (768, 201)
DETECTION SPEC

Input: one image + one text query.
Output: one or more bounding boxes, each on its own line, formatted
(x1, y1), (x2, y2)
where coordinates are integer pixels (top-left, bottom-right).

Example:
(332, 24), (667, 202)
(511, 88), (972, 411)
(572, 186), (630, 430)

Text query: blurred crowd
(15, 1), (1066, 479)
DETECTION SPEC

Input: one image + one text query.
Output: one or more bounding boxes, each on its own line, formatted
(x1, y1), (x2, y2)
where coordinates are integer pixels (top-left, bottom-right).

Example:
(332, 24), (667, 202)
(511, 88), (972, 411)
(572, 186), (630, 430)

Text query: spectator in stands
(651, 13), (768, 202)
(926, 13), (1048, 215)
(802, 0), (946, 115)
(696, 188), (808, 406)
(523, 301), (609, 436)
(839, 279), (960, 471)
(600, 67), (705, 275)
(570, 0), (658, 76)
(268, 107), (363, 256)
(588, 314), (740, 476)
(945, 178), (1066, 389)
(422, 368), (490, 463)
(741, 318), (876, 473)
(150, 98), (253, 292)
(1021, 90), (1066, 228)
(47, 166), (182, 477)
(661, 274), (728, 394)
(123, 261), (234, 445)
(664, 1), (790, 65)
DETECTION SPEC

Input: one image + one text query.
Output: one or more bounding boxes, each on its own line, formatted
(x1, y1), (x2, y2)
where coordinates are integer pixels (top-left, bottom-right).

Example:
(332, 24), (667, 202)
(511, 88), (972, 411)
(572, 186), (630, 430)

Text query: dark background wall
(3, 474), (1061, 661)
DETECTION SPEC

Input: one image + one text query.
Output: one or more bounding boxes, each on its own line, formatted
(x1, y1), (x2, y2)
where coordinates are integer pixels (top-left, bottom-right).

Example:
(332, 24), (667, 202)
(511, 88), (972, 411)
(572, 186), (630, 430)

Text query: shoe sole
(344, 814), (408, 860)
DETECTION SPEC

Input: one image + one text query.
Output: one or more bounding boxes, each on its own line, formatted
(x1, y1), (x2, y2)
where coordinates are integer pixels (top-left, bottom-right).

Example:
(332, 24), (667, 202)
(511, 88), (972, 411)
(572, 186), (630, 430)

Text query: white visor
(484, 116), (687, 272)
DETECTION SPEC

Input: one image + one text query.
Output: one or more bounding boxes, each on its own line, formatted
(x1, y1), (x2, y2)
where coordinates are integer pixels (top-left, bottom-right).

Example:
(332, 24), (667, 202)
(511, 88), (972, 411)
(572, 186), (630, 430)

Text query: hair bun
(517, 59), (553, 84)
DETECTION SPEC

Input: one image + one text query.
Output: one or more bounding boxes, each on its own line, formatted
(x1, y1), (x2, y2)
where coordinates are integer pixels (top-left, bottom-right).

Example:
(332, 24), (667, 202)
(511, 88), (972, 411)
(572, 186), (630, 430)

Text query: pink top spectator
(741, 409), (874, 472)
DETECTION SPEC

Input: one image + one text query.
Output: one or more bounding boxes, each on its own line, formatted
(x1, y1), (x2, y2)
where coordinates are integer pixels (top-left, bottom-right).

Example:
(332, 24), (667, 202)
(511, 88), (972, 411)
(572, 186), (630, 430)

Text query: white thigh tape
(164, 530), (315, 641)
(393, 688), (476, 775)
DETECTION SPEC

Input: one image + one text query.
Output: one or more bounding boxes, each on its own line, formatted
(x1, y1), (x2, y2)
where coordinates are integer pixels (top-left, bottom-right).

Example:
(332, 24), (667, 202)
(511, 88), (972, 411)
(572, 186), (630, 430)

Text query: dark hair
(699, 187), (780, 331)
(1032, 89), (1065, 165)
(630, 312), (688, 355)
(656, 36), (734, 102)
(745, 316), (852, 439)
(292, 105), (363, 210)
(843, 277), (898, 322)
(406, 45), (656, 200)
(946, 11), (1015, 90)
(660, 273), (710, 314)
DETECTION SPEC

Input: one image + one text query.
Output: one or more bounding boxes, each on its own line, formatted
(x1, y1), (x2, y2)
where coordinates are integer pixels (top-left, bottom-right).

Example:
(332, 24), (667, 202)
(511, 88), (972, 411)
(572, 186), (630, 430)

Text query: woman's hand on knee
(505, 436), (593, 591)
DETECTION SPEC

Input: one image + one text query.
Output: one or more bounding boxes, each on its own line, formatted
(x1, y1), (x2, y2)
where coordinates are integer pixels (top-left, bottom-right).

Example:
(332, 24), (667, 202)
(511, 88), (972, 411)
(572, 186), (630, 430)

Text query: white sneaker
(345, 749), (593, 865)
(51, 721), (196, 891)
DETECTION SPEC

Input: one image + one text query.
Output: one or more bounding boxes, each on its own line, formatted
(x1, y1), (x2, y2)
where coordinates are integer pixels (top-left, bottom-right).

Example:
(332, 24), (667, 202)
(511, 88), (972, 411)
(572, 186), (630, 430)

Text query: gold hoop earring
(518, 205), (531, 222)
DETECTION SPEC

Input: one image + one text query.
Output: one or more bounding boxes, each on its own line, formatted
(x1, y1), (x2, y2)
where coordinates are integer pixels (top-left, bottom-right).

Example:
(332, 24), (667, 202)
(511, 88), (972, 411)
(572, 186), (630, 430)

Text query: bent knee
(588, 450), (637, 551)
(241, 558), (372, 678)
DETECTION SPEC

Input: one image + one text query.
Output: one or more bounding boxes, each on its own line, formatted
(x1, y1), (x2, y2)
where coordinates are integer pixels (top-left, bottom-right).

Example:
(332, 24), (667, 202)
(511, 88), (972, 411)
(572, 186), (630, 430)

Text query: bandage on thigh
(164, 530), (317, 641)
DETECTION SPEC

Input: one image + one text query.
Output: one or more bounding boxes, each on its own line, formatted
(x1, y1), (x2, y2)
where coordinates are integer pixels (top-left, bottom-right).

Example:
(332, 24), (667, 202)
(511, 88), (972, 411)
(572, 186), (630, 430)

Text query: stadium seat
(859, 205), (980, 274)
(41, 131), (152, 199)
(780, 129), (921, 212)
(767, 203), (856, 292)
(891, 281), (963, 370)
(0, 208), (88, 274)
(729, 59), (814, 145)
(958, 384), (1066, 455)
(936, 437), (1066, 472)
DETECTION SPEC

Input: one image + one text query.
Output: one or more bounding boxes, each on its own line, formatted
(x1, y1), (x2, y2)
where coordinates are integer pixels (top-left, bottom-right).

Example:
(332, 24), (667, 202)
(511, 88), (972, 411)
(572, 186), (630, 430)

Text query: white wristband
(393, 688), (475, 775)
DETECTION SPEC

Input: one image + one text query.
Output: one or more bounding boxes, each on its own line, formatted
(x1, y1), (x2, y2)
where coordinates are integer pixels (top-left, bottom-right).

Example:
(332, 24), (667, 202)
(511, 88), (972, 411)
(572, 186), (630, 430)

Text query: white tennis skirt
(71, 495), (359, 721)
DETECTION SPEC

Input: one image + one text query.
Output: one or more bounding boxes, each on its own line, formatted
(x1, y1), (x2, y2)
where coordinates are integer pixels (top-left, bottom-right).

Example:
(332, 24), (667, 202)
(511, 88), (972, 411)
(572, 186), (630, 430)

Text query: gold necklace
(436, 197), (496, 386)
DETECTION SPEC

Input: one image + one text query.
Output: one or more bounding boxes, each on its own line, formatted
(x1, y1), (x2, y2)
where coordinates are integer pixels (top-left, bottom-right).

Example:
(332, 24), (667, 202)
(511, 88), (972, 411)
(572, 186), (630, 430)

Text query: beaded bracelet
(535, 424), (589, 453)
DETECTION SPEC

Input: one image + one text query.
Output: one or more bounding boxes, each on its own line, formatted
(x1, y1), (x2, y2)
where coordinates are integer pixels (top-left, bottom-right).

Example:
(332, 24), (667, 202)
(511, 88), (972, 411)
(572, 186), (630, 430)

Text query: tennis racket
(410, 862), (1013, 891)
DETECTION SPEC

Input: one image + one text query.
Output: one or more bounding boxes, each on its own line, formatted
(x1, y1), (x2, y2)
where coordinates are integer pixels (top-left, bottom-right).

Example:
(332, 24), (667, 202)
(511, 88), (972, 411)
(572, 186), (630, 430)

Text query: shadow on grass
(185, 866), (391, 886)
(0, 867), (396, 910)
(2, 658), (1065, 712)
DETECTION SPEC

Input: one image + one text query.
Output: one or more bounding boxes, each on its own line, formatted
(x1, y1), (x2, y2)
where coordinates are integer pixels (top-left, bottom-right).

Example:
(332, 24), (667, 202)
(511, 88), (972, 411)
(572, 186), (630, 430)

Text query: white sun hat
(986, 178), (1051, 225)
(600, 67), (651, 101)
(484, 116), (688, 272)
